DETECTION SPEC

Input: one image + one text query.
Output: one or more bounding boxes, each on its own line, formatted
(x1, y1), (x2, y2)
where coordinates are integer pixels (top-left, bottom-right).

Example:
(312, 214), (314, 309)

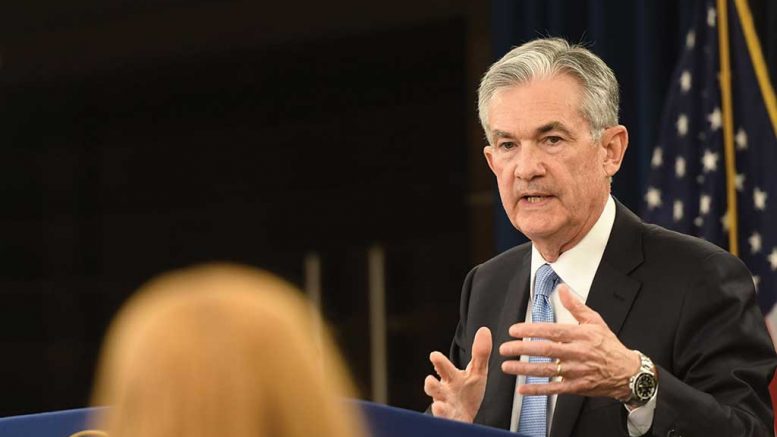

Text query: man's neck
(533, 195), (610, 263)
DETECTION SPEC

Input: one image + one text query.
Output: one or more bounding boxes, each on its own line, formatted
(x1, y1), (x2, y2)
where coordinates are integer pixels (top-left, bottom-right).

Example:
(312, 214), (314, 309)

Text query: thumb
(558, 284), (606, 326)
(469, 327), (492, 376)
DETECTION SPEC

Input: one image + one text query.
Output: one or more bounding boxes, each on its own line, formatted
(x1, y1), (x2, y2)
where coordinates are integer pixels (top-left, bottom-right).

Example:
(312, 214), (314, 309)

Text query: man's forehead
(489, 81), (582, 112)
(487, 80), (588, 138)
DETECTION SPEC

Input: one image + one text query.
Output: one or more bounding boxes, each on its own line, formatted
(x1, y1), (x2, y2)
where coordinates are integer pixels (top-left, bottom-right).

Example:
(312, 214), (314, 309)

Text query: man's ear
(601, 125), (628, 177)
(483, 145), (497, 174)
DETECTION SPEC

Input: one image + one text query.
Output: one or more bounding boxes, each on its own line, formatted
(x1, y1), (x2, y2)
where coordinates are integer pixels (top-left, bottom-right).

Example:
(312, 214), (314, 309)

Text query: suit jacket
(450, 201), (776, 437)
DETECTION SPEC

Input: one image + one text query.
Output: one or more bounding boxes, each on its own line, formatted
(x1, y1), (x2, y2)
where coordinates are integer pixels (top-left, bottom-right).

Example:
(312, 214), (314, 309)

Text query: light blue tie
(517, 264), (559, 437)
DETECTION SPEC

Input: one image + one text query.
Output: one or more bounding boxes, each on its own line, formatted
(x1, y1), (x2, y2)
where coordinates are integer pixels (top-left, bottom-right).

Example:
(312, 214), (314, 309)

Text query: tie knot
(535, 264), (559, 299)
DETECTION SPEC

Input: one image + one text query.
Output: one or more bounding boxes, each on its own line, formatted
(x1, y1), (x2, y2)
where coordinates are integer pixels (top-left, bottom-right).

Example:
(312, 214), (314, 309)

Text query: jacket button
(667, 430), (682, 437)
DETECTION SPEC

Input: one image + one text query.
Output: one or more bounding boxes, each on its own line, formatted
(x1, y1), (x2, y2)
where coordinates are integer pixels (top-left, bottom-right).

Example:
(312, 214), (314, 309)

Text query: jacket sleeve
(650, 251), (776, 437)
(448, 265), (479, 370)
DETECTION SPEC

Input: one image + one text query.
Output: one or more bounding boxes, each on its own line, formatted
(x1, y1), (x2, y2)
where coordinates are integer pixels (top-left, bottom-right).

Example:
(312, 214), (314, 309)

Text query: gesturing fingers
(518, 375), (602, 396)
(424, 375), (446, 400)
(501, 359), (579, 379)
(429, 351), (459, 382)
(557, 284), (606, 326)
(507, 322), (580, 342)
(424, 327), (491, 423)
(430, 402), (450, 418)
(517, 380), (568, 396)
(499, 339), (580, 361)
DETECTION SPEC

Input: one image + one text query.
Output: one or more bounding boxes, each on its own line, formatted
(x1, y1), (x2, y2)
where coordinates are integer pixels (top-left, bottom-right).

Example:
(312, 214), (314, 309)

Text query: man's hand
(424, 327), (492, 423)
(499, 285), (640, 400)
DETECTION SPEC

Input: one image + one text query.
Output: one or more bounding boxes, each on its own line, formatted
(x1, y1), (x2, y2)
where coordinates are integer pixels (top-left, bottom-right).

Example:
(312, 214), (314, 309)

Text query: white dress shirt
(509, 196), (656, 436)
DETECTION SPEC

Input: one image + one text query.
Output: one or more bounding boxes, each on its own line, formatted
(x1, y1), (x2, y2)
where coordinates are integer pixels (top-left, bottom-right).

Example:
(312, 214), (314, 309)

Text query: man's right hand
(423, 327), (492, 423)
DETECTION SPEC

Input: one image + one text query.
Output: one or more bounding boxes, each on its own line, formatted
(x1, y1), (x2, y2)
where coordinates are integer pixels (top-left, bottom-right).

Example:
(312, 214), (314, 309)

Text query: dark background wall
(0, 0), (774, 417)
(0, 0), (482, 416)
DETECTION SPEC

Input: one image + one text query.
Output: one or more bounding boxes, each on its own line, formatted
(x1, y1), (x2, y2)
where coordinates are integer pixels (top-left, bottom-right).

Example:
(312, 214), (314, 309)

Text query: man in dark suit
(423, 37), (777, 436)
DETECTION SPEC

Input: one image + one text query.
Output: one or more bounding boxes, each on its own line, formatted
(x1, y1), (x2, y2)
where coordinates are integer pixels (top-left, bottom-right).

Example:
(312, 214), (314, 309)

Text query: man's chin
(513, 221), (559, 242)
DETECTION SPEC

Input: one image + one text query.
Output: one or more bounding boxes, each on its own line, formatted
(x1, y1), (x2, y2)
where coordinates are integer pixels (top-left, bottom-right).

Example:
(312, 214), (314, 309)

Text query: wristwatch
(625, 350), (658, 407)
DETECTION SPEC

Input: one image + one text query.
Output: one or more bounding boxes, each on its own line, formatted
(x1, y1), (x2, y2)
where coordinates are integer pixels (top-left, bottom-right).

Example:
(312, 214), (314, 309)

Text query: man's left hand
(499, 284), (640, 401)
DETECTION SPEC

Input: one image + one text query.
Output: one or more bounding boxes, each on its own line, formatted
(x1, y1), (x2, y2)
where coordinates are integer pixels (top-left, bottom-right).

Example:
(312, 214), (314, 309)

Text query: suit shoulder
(640, 221), (741, 266)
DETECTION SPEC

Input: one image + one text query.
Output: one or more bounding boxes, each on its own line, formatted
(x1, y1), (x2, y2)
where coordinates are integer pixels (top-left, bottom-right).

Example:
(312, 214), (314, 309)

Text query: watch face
(634, 373), (656, 400)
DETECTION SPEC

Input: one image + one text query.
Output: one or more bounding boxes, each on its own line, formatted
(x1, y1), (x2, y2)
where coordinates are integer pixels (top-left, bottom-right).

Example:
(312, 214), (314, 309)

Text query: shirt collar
(530, 195), (616, 302)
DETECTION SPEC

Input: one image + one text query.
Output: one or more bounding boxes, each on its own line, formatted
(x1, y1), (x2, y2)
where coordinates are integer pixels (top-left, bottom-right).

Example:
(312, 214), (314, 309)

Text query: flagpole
(734, 0), (777, 138)
(716, 0), (739, 256)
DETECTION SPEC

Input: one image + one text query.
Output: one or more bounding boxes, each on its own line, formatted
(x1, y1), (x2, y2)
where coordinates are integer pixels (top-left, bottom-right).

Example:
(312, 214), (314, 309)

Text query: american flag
(643, 0), (777, 322)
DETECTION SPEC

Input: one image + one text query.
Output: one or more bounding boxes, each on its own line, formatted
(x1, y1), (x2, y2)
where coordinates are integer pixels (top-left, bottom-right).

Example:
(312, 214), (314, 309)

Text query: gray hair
(477, 37), (619, 142)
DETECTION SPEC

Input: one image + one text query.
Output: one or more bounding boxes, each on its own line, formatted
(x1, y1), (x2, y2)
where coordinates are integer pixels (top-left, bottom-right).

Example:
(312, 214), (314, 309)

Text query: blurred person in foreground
(424, 37), (777, 436)
(90, 263), (365, 437)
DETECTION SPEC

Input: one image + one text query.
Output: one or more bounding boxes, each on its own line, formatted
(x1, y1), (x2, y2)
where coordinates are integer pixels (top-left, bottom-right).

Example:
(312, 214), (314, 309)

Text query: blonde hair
(90, 263), (365, 437)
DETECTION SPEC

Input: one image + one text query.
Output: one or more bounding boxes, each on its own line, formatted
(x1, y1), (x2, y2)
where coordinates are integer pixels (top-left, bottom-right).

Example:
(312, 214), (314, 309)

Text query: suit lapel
(496, 247), (532, 347)
(550, 201), (644, 437)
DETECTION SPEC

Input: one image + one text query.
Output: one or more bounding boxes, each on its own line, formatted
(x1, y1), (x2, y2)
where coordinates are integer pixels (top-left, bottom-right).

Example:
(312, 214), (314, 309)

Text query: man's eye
(544, 136), (563, 145)
(498, 141), (516, 150)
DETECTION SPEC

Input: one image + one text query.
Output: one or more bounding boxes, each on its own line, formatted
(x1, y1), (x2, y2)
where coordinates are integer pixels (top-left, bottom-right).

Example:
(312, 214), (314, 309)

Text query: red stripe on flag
(771, 375), (777, 434)
(766, 320), (777, 433)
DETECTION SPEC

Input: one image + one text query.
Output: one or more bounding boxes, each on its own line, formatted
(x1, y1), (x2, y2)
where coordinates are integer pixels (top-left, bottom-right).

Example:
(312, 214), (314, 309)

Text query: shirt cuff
(624, 388), (658, 436)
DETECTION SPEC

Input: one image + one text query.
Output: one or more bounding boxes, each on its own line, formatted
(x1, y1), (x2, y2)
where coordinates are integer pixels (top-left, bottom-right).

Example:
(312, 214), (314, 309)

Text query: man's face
(483, 74), (622, 252)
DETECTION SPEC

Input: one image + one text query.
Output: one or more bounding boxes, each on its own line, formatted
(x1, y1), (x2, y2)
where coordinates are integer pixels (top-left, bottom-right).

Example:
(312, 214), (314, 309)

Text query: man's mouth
(521, 194), (552, 203)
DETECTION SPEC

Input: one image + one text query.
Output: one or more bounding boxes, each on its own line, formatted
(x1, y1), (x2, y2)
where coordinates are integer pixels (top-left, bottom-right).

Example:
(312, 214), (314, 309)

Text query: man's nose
(513, 145), (546, 180)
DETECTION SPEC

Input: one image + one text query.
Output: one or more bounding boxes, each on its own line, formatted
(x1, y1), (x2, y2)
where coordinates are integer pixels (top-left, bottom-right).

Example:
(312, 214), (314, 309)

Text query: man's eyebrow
(536, 121), (574, 137)
(491, 129), (514, 139)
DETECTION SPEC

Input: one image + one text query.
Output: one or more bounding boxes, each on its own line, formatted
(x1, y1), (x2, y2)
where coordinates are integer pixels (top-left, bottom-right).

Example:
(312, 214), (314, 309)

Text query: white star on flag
(700, 194), (712, 215)
(754, 187), (768, 211)
(753, 275), (761, 292)
(645, 187), (662, 209)
(721, 211), (729, 231)
(701, 149), (719, 172)
(735, 174), (745, 191)
(673, 200), (684, 222)
(750, 232), (763, 254)
(735, 127), (748, 150)
(677, 114), (689, 137)
(707, 107), (722, 130)
(675, 157), (686, 178)
(686, 30), (696, 49)
(680, 70), (692, 93)
(707, 6), (716, 27)
(651, 147), (663, 168)
(769, 248), (777, 271)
